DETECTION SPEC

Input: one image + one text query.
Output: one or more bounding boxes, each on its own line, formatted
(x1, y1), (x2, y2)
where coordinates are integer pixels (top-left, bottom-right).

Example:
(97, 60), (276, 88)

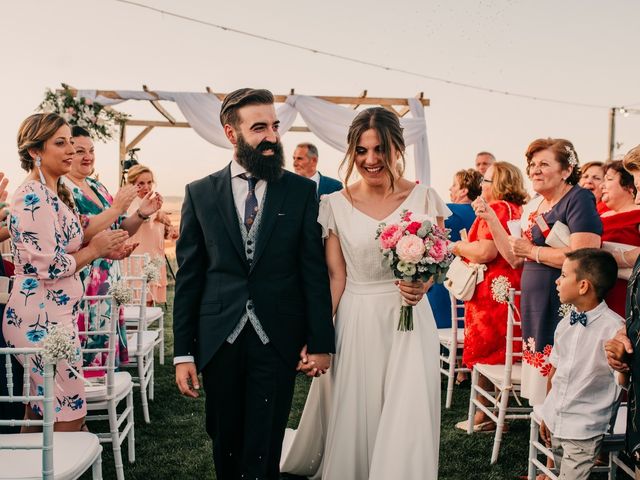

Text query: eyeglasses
(482, 177), (493, 183)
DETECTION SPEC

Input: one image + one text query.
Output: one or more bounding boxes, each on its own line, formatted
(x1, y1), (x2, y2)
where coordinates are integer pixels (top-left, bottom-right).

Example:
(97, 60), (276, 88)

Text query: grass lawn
(82, 285), (536, 479)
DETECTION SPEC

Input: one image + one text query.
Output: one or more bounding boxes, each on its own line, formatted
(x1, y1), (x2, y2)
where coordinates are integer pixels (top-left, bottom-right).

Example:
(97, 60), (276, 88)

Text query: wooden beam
(61, 88), (430, 107)
(352, 90), (368, 110)
(143, 85), (177, 124)
(397, 91), (426, 117)
(125, 126), (154, 152)
(382, 105), (400, 117)
(125, 120), (190, 128)
(118, 122), (127, 187)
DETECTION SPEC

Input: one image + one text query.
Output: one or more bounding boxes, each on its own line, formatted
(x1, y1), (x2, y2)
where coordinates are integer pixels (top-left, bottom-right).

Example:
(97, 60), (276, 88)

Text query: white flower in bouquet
(109, 280), (134, 305)
(143, 259), (161, 283)
(558, 303), (575, 318)
(491, 275), (512, 304)
(42, 326), (79, 365)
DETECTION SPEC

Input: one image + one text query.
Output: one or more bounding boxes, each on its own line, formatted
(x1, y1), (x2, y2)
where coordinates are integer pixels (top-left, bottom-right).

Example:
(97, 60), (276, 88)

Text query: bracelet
(535, 246), (542, 264)
(136, 209), (151, 221)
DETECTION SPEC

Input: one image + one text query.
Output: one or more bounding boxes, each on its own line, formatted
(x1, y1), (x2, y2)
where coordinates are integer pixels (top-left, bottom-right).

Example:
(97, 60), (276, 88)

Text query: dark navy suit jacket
(317, 172), (342, 198)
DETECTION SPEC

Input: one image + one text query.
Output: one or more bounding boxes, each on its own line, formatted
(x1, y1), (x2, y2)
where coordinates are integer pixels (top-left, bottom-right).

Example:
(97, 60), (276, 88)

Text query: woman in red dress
(600, 160), (640, 316)
(451, 161), (527, 431)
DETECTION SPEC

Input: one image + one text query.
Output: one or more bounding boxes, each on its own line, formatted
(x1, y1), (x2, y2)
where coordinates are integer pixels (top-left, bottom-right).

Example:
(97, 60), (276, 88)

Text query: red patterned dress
(462, 201), (523, 367)
(601, 209), (640, 316)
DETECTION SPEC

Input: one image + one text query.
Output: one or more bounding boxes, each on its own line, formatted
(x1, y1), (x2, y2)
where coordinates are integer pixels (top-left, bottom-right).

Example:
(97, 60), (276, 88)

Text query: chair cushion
(127, 331), (159, 356)
(85, 371), (133, 402)
(475, 363), (522, 385)
(123, 306), (163, 325)
(0, 432), (101, 479)
(438, 328), (465, 345)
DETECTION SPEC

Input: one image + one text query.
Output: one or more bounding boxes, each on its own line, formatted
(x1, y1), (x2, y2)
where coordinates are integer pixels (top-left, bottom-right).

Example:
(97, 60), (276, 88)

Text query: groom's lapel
(211, 165), (246, 265)
(251, 173), (289, 272)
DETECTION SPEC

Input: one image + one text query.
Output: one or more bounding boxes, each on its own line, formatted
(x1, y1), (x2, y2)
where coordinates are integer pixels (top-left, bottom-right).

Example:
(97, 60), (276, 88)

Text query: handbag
(444, 256), (487, 301)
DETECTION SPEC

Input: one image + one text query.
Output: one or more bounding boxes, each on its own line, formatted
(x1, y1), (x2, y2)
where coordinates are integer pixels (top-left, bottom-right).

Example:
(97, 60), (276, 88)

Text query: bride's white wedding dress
(281, 185), (449, 480)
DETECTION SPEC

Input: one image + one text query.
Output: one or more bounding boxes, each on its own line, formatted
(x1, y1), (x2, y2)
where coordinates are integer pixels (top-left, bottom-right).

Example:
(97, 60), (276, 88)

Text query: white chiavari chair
(466, 288), (531, 464)
(0, 347), (102, 479)
(79, 294), (135, 480)
(120, 254), (165, 365)
(439, 292), (469, 408)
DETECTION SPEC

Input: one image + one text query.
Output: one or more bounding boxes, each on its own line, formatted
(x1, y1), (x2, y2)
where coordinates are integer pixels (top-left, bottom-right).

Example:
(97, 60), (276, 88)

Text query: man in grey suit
(292, 143), (342, 198)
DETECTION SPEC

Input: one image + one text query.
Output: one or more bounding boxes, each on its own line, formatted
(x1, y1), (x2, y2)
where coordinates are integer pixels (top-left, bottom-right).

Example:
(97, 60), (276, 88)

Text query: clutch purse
(545, 221), (571, 249)
(602, 241), (635, 280)
(444, 256), (487, 301)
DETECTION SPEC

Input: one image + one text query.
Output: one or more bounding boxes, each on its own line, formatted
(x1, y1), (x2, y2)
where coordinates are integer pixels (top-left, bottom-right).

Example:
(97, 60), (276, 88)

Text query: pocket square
(277, 213), (286, 216)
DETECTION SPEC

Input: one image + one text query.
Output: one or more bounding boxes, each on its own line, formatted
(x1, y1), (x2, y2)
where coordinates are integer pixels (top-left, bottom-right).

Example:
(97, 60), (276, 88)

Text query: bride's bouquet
(376, 210), (454, 331)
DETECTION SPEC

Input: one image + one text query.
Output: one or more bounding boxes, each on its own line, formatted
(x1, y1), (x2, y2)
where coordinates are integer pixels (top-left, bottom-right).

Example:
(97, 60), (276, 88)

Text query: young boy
(537, 248), (624, 480)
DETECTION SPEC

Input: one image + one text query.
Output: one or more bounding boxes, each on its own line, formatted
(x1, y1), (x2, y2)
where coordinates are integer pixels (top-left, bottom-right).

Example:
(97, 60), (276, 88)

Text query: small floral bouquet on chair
(376, 209), (454, 331)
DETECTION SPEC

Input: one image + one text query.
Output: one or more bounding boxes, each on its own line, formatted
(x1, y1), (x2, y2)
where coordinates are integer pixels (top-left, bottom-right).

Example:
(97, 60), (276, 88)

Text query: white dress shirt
(536, 301), (623, 439)
(174, 159), (267, 366)
(310, 171), (320, 191)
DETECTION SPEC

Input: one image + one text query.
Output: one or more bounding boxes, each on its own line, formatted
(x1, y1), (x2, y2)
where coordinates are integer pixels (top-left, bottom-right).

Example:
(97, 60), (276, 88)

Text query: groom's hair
(220, 88), (274, 129)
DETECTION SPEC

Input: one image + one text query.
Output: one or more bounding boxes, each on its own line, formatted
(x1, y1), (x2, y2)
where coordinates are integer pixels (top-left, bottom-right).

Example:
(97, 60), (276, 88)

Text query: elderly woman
(428, 168), (482, 329)
(600, 161), (640, 316)
(452, 161), (527, 431)
(63, 126), (163, 375)
(580, 160), (606, 212)
(605, 145), (640, 476)
(2, 113), (128, 431)
(492, 139), (603, 405)
(125, 165), (169, 304)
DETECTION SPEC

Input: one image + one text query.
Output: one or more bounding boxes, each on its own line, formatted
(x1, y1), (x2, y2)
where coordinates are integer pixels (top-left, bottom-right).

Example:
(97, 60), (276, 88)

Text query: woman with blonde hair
(452, 161), (527, 431)
(126, 164), (169, 303)
(1, 113), (128, 431)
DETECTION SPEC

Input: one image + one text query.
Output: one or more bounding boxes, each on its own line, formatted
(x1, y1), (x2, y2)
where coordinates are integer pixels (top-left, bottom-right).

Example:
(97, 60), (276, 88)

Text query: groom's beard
(235, 134), (285, 183)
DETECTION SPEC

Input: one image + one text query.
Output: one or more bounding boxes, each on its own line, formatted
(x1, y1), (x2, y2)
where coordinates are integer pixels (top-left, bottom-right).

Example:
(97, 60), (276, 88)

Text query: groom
(173, 88), (335, 480)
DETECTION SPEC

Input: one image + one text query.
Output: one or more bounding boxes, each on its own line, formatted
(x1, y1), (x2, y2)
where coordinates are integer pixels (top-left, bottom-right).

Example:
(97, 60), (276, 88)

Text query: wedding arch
(61, 87), (431, 186)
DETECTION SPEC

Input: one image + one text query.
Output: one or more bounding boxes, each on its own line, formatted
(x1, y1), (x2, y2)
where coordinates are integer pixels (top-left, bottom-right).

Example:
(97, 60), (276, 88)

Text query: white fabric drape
(78, 91), (430, 184)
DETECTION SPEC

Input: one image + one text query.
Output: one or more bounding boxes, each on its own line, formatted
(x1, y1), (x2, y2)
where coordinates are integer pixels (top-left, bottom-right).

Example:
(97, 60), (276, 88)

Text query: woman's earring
(35, 156), (42, 168)
(35, 156), (46, 185)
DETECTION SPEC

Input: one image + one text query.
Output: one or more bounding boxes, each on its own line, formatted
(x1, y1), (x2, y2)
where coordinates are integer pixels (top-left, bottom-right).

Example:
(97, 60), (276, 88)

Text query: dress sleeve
(565, 187), (603, 235)
(318, 195), (338, 238)
(425, 187), (452, 220)
(12, 183), (77, 280)
(476, 201), (511, 241)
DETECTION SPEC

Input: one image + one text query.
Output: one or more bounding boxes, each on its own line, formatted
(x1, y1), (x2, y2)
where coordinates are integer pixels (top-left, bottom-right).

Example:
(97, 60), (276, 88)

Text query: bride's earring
(35, 156), (46, 185)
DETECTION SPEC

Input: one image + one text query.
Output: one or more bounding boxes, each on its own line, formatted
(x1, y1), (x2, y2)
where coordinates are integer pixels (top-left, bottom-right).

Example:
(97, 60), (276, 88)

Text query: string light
(113, 0), (631, 111)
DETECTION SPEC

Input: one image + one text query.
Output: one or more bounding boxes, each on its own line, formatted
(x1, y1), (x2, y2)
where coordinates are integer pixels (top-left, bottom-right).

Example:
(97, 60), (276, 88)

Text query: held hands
(397, 280), (427, 306)
(175, 362), (200, 398)
(297, 344), (331, 377)
(89, 229), (130, 258)
(139, 191), (163, 218)
(605, 326), (633, 372)
(112, 185), (138, 214)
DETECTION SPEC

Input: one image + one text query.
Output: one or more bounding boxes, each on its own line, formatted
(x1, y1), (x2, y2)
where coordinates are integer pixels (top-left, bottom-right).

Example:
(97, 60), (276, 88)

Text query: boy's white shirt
(536, 301), (624, 440)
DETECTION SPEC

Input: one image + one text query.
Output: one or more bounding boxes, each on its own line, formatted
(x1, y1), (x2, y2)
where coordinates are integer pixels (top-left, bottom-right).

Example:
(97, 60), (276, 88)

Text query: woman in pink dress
(2, 113), (128, 431)
(125, 165), (170, 303)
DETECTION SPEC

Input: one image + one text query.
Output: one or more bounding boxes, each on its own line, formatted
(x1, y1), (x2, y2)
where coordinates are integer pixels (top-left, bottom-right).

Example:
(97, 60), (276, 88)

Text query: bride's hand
(397, 280), (426, 306)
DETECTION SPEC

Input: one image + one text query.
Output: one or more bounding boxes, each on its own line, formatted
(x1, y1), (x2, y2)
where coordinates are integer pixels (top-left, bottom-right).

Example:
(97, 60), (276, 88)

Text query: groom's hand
(305, 354), (332, 377)
(176, 362), (200, 398)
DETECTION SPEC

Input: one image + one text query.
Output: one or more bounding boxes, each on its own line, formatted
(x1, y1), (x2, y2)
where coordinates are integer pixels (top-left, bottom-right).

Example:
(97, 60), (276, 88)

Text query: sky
(1, 0), (639, 203)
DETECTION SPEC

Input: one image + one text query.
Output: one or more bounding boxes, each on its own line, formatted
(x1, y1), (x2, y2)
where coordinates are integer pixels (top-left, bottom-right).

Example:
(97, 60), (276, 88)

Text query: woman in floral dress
(63, 126), (163, 376)
(2, 113), (128, 430)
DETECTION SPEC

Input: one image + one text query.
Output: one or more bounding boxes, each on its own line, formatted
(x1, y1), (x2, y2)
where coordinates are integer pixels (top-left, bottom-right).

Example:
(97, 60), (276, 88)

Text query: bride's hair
(340, 107), (406, 192)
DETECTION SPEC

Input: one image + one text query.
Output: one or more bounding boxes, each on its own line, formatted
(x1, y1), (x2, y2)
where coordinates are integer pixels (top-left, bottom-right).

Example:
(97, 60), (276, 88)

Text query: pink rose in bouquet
(428, 238), (447, 263)
(396, 235), (426, 263)
(379, 224), (403, 250)
(375, 209), (454, 331)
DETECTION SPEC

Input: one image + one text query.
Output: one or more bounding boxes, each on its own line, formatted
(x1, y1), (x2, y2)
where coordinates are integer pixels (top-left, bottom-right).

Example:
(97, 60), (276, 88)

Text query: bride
(281, 107), (448, 479)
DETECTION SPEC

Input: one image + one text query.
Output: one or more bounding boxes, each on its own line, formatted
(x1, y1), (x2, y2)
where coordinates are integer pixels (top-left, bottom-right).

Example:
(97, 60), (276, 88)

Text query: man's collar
(311, 171), (321, 184)
(230, 158), (248, 178)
